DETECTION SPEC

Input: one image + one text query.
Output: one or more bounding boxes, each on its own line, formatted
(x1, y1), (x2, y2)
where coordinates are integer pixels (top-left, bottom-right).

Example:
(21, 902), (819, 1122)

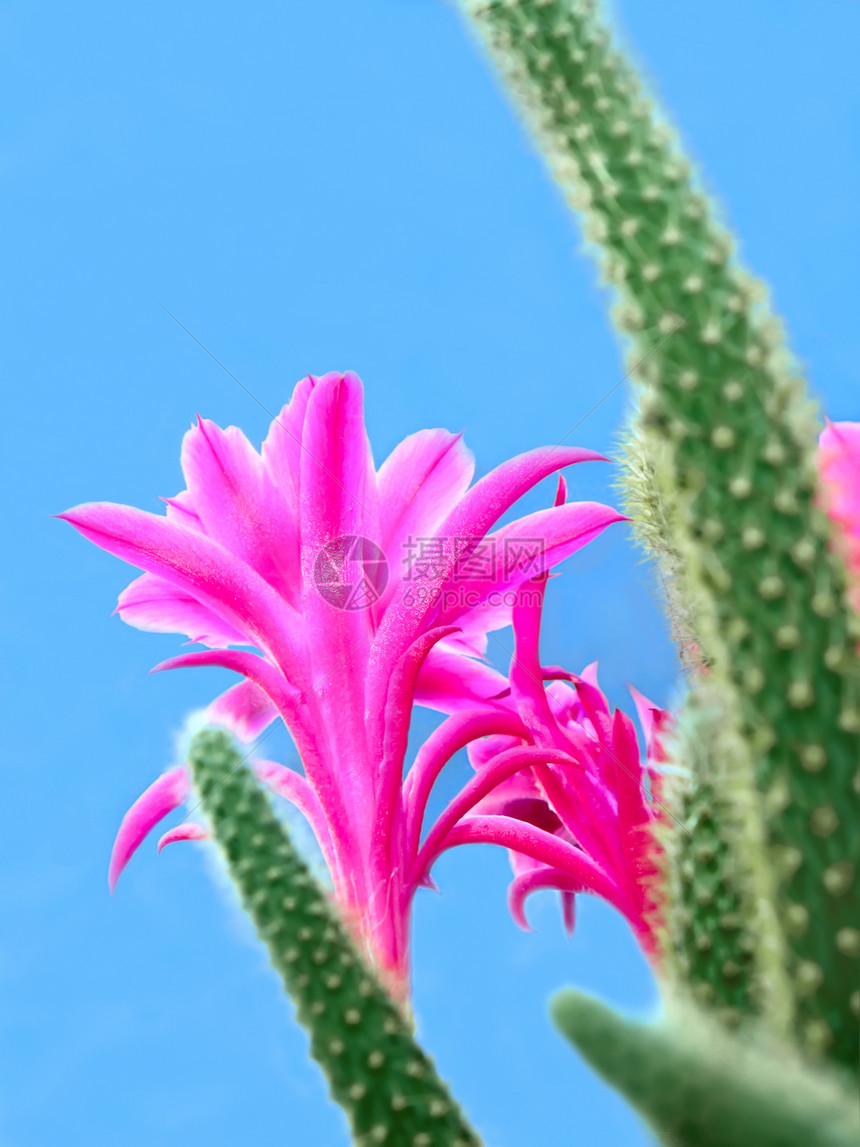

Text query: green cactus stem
(659, 686), (791, 1033)
(550, 988), (859, 1147)
(188, 728), (482, 1147)
(459, 0), (860, 1071)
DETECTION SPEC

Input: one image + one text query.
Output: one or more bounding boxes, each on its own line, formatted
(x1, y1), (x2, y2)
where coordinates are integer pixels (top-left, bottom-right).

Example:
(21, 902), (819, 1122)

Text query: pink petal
(508, 866), (586, 932)
(148, 649), (349, 818)
(59, 503), (305, 682)
(819, 421), (860, 533)
(367, 446), (609, 716)
(376, 428), (475, 572)
(610, 709), (649, 837)
(403, 708), (531, 862)
(380, 626), (463, 773)
(440, 594), (514, 656)
(561, 889), (577, 936)
(162, 490), (205, 531)
(157, 823), (209, 851)
(510, 573), (552, 724)
(296, 373), (380, 832)
(299, 371), (378, 559)
(413, 647), (510, 714)
(428, 814), (623, 909)
(206, 678), (280, 742)
(369, 625), (465, 884)
(260, 375), (316, 509)
(438, 445), (609, 543)
(108, 765), (190, 892)
(116, 572), (247, 648)
(150, 649), (301, 718)
(628, 684), (671, 765)
(818, 420), (860, 610)
(180, 416), (301, 606)
(436, 503), (627, 627)
(467, 732), (524, 771)
(413, 745), (581, 884)
(253, 760), (337, 876)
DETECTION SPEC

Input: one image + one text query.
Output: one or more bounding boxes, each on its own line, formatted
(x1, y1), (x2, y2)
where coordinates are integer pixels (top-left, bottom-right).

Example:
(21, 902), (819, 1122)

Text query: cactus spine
(459, 0), (860, 1073)
(189, 729), (481, 1147)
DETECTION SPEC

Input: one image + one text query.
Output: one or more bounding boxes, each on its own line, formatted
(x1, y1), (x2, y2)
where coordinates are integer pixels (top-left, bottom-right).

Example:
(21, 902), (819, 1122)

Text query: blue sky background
(2, 2), (857, 1144)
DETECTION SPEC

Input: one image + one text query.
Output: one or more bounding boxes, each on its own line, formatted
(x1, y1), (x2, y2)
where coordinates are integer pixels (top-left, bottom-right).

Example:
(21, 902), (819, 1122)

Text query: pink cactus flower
(413, 569), (671, 959)
(60, 371), (624, 996)
(818, 420), (860, 616)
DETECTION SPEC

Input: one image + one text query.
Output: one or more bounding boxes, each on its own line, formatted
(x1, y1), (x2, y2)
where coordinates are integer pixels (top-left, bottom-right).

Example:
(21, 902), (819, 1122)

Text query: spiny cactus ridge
(189, 728), (482, 1147)
(460, 0), (860, 1072)
(658, 688), (762, 1023)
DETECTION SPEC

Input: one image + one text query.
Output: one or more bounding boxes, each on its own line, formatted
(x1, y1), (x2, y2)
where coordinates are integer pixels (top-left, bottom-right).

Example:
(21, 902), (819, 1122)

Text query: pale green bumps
(460, 0), (860, 1071)
(658, 687), (791, 1033)
(189, 729), (482, 1147)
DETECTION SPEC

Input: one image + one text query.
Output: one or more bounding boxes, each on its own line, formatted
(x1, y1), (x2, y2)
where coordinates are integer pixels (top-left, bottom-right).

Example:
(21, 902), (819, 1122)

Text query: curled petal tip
(510, 901), (534, 933)
(107, 765), (190, 893)
(157, 823), (209, 852)
(561, 890), (577, 937)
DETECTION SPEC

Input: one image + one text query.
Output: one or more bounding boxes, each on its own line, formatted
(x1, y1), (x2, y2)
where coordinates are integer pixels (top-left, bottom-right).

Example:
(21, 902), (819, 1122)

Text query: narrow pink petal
(510, 573), (552, 723)
(569, 673), (614, 746)
(628, 684), (671, 765)
(437, 628), (491, 657)
(206, 679), (279, 742)
(162, 489), (205, 531)
(108, 765), (190, 892)
(818, 420), (860, 611)
(367, 447), (608, 716)
(59, 503), (305, 683)
(157, 823), (209, 851)
(422, 814), (623, 908)
(819, 421), (860, 531)
(253, 760), (337, 876)
(413, 646), (510, 714)
(379, 626), (463, 773)
(554, 473), (568, 507)
(413, 746), (580, 882)
(376, 427), (475, 565)
(437, 445), (609, 544)
(442, 594), (514, 654)
(299, 371), (378, 557)
(151, 649), (301, 718)
(180, 416), (301, 605)
(561, 889), (577, 936)
(611, 708), (649, 837)
(260, 375), (316, 508)
(403, 709), (531, 862)
(116, 572), (247, 648)
(297, 373), (379, 835)
(436, 503), (627, 627)
(371, 627), (464, 877)
(467, 732), (524, 771)
(149, 649), (347, 825)
(508, 866), (585, 931)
